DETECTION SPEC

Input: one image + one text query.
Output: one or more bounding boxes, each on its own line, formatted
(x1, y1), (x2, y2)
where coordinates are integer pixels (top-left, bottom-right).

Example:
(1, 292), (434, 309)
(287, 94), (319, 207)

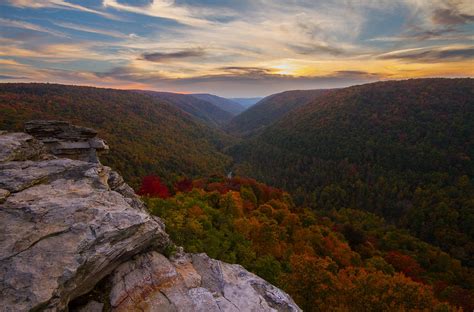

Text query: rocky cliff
(0, 121), (301, 312)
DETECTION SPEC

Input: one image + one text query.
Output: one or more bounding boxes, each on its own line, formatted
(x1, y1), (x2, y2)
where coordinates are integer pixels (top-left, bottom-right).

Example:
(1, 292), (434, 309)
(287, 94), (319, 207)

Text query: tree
(175, 177), (193, 193)
(137, 175), (170, 198)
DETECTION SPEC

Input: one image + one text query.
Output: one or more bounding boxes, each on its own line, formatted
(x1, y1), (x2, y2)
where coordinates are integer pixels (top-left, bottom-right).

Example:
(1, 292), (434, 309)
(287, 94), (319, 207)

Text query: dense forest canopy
(143, 175), (473, 311)
(230, 78), (474, 268)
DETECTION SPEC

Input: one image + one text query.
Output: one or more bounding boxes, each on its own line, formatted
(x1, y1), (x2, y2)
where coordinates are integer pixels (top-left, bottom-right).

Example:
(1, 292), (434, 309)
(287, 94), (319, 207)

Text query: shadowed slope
(192, 93), (245, 115)
(227, 89), (330, 136)
(139, 91), (234, 127)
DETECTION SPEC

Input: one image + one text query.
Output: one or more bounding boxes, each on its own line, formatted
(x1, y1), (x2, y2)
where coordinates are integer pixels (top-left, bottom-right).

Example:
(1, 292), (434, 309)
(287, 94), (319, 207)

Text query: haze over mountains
(192, 93), (246, 115)
(1, 78), (473, 311)
(230, 98), (263, 108)
(136, 90), (235, 127)
(227, 89), (331, 136)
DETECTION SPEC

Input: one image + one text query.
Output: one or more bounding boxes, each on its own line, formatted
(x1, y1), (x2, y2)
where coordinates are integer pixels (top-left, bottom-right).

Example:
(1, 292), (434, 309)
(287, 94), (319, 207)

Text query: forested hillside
(0, 83), (232, 187)
(138, 90), (234, 127)
(227, 89), (330, 136)
(230, 78), (474, 267)
(141, 175), (473, 311)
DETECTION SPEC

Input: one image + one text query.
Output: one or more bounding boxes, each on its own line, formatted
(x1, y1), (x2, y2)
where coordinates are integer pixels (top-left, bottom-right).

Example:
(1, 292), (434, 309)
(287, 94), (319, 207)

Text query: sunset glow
(0, 0), (473, 96)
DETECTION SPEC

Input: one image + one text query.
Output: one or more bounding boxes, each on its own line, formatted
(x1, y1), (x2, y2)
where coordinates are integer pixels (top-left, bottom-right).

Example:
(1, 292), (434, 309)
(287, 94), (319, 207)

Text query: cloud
(116, 0), (152, 6)
(288, 43), (344, 56)
(141, 49), (206, 62)
(0, 75), (29, 80)
(85, 63), (385, 96)
(333, 70), (381, 78)
(218, 66), (273, 76)
(94, 66), (168, 83)
(378, 46), (474, 63)
(368, 28), (464, 42)
(6, 0), (115, 18)
(95, 63), (382, 85)
(93, 65), (277, 85)
(0, 40), (122, 63)
(102, 0), (215, 26)
(52, 22), (131, 39)
(0, 18), (67, 38)
(367, 0), (474, 43)
(432, 8), (474, 25)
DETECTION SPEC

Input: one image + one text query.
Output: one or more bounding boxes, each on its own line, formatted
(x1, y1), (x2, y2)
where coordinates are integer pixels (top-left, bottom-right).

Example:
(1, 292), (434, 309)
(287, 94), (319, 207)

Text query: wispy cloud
(369, 28), (465, 42)
(0, 74), (29, 79)
(218, 66), (274, 76)
(141, 48), (206, 62)
(6, 0), (115, 18)
(52, 22), (132, 39)
(432, 8), (474, 25)
(378, 45), (474, 63)
(287, 43), (345, 56)
(0, 17), (67, 37)
(102, 0), (215, 26)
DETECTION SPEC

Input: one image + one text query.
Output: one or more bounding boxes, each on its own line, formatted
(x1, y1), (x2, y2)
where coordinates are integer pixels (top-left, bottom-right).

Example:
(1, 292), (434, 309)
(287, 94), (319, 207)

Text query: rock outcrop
(107, 251), (299, 312)
(0, 121), (301, 312)
(24, 120), (109, 163)
(0, 131), (169, 311)
(0, 131), (47, 162)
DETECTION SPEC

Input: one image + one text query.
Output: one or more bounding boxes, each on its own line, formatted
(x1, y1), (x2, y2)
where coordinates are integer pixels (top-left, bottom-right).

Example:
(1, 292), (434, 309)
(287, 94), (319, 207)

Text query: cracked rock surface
(0, 122), (300, 312)
(0, 130), (169, 311)
(108, 251), (301, 312)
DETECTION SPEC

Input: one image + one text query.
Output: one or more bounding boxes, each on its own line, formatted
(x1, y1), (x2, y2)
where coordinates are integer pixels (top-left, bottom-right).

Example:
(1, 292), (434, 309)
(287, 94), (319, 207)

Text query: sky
(0, 0), (473, 97)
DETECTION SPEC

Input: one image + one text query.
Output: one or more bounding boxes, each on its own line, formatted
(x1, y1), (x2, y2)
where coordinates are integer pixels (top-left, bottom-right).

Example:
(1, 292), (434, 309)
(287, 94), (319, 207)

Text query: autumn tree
(137, 175), (170, 198)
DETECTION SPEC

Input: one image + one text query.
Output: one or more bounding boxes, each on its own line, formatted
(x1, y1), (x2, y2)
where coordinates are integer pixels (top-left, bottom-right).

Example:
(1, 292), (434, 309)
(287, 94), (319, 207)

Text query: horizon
(0, 77), (471, 100)
(1, 0), (473, 97)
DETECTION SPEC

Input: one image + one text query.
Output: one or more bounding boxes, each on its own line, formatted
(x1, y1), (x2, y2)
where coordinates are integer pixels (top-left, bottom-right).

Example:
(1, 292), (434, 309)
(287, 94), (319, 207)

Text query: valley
(0, 78), (473, 310)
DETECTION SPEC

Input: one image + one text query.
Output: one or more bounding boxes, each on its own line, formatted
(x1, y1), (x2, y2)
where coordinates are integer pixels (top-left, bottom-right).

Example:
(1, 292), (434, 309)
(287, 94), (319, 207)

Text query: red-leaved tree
(137, 175), (170, 198)
(384, 251), (424, 282)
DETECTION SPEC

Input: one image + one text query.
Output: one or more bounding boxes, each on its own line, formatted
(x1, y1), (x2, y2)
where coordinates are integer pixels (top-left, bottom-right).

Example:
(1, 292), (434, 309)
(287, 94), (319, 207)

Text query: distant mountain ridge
(192, 93), (245, 115)
(137, 90), (234, 127)
(227, 89), (330, 136)
(230, 97), (263, 108)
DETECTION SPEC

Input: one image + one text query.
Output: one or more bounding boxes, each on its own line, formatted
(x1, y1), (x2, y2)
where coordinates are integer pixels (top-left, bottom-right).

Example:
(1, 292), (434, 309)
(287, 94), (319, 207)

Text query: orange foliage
(384, 251), (425, 282)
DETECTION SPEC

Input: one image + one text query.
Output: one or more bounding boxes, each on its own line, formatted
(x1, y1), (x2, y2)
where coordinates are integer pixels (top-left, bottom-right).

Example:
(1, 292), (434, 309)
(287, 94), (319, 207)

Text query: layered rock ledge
(24, 120), (109, 163)
(0, 121), (301, 312)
